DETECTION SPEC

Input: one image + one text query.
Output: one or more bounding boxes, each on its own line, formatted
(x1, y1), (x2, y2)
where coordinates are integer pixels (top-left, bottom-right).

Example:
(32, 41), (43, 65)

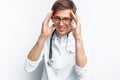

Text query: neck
(56, 32), (67, 38)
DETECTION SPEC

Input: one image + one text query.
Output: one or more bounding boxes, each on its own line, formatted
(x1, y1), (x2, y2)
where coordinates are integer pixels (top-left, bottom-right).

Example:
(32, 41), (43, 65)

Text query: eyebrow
(52, 16), (71, 19)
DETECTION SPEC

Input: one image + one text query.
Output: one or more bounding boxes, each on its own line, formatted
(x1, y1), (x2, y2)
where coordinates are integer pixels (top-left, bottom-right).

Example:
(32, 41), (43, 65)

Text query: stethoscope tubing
(47, 29), (71, 66)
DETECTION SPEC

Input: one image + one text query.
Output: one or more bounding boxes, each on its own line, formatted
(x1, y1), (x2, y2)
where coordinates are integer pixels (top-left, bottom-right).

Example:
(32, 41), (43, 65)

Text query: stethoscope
(47, 29), (71, 66)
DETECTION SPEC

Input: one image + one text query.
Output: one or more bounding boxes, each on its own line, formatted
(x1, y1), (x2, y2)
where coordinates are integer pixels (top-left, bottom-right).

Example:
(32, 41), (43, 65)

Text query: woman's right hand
(40, 11), (55, 39)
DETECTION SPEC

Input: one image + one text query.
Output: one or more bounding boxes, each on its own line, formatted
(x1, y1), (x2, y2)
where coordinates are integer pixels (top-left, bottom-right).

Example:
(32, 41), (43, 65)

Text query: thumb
(50, 24), (55, 30)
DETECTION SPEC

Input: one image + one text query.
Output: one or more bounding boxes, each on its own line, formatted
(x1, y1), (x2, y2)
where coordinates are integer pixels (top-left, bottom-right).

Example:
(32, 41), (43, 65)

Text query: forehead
(53, 9), (71, 18)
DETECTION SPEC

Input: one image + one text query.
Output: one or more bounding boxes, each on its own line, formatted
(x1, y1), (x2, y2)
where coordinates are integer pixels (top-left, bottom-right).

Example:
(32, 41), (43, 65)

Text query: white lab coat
(24, 31), (92, 80)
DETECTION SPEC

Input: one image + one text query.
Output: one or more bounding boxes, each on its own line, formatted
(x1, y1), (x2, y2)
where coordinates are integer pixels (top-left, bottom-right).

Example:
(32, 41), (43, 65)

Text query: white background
(0, 0), (120, 80)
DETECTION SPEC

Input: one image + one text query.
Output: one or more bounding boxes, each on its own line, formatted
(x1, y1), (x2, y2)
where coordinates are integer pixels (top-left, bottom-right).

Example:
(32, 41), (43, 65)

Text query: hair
(51, 0), (76, 15)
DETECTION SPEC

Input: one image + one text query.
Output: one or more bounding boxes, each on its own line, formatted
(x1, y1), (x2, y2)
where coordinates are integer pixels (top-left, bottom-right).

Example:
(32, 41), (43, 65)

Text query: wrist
(39, 34), (48, 40)
(38, 34), (47, 43)
(75, 35), (82, 41)
(75, 36), (83, 45)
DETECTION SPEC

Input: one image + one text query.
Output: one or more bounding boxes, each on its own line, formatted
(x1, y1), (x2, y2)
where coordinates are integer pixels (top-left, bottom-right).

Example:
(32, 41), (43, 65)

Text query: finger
(70, 10), (77, 23)
(50, 24), (55, 29)
(44, 11), (53, 25)
(70, 21), (75, 31)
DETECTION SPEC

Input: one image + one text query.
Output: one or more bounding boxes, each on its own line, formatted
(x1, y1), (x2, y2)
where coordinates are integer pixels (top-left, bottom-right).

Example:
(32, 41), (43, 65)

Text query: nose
(59, 20), (64, 26)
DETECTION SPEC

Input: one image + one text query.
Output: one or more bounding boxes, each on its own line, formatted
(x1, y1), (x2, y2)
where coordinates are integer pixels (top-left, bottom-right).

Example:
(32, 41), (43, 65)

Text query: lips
(58, 27), (66, 31)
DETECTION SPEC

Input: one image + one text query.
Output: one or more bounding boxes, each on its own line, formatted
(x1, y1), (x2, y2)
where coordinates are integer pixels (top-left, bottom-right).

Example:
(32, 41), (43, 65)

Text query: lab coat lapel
(66, 33), (75, 54)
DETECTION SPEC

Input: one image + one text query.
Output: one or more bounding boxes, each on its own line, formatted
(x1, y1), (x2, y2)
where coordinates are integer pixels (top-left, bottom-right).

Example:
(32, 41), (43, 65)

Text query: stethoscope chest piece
(47, 29), (56, 67)
(47, 59), (54, 66)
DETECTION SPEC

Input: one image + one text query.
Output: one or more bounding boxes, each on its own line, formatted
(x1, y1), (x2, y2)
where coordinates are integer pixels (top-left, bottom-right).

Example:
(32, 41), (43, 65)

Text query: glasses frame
(51, 16), (73, 24)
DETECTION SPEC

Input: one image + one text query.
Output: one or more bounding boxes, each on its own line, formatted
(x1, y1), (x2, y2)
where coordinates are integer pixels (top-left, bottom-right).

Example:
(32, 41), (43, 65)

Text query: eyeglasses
(51, 16), (72, 24)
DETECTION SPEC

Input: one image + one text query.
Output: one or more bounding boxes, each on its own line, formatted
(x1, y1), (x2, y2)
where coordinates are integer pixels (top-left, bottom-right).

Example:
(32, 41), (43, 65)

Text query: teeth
(58, 26), (66, 31)
(60, 28), (65, 30)
(59, 27), (65, 30)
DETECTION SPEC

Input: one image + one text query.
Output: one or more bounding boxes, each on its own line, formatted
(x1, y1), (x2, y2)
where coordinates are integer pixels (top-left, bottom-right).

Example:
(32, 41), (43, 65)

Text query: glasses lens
(52, 17), (60, 24)
(52, 17), (72, 24)
(62, 18), (72, 24)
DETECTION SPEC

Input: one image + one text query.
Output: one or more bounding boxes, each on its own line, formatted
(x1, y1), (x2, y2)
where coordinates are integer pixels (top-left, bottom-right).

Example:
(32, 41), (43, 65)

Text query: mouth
(58, 27), (66, 31)
(58, 25), (69, 31)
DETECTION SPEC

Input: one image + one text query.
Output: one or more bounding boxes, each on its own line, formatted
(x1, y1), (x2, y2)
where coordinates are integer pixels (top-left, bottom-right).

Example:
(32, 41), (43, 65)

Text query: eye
(52, 17), (60, 20)
(63, 18), (72, 21)
(63, 18), (70, 20)
(51, 16), (61, 23)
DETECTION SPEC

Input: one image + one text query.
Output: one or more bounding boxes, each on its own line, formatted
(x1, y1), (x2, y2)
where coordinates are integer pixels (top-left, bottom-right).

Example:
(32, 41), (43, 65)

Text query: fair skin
(28, 9), (87, 68)
(52, 9), (71, 36)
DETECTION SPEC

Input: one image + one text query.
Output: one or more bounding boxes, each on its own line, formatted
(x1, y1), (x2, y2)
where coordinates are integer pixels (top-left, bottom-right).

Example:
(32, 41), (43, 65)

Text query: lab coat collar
(52, 31), (75, 54)
(66, 32), (75, 54)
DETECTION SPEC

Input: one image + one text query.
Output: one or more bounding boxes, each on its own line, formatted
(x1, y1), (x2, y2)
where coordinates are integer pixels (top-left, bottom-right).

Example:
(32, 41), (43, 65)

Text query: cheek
(54, 24), (59, 29)
(66, 24), (71, 29)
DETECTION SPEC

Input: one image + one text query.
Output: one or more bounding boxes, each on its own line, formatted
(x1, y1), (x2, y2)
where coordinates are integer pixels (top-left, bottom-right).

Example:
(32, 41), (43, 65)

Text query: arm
(24, 11), (54, 72)
(28, 11), (54, 61)
(70, 11), (93, 80)
(24, 36), (46, 72)
(28, 35), (46, 61)
(70, 11), (87, 68)
(75, 36), (87, 68)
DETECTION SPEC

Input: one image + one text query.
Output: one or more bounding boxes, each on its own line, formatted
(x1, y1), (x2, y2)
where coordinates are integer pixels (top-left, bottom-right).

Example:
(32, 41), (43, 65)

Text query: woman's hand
(40, 11), (55, 39)
(70, 10), (82, 40)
